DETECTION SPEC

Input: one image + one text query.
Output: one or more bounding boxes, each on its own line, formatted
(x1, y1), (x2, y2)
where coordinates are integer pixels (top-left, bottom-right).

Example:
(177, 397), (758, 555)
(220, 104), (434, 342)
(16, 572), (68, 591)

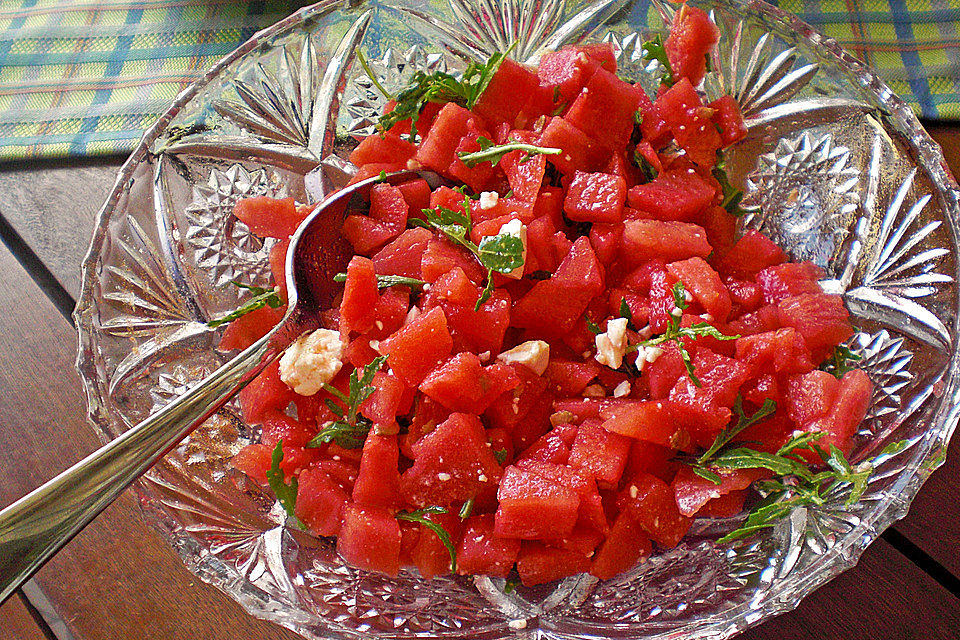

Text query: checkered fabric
(0, 0), (957, 160)
(772, 0), (960, 121)
(0, 0), (304, 160)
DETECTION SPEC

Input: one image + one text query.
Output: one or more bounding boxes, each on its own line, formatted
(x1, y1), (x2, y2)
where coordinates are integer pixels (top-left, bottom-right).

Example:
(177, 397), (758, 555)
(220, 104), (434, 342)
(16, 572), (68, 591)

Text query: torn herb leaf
(413, 201), (524, 311)
(459, 497), (476, 519)
(640, 35), (674, 87)
(378, 46), (512, 138)
(458, 136), (561, 168)
(207, 282), (283, 328)
(698, 397), (777, 465)
(334, 272), (427, 291)
(307, 356), (387, 450)
(397, 506), (457, 571)
(266, 440), (299, 519)
(820, 345), (862, 379)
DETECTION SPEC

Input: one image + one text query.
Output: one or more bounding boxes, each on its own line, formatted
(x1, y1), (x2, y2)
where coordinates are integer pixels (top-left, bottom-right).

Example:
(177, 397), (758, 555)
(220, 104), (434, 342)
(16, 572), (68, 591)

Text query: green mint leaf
(640, 34), (674, 87)
(699, 397), (777, 464)
(266, 440), (299, 519)
(458, 139), (561, 168)
(459, 497), (476, 519)
(493, 448), (508, 465)
(397, 507), (457, 572)
(207, 286), (283, 328)
(477, 232), (525, 273)
(619, 298), (633, 323)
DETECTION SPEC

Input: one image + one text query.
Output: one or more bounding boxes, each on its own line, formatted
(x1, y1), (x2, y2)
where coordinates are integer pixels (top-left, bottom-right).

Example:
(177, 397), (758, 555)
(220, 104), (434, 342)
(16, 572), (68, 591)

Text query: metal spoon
(0, 169), (420, 603)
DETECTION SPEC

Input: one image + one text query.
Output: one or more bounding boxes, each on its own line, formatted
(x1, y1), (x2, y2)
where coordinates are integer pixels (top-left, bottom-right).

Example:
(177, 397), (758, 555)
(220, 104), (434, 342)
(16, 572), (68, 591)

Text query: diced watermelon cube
(589, 511), (652, 580)
(473, 58), (542, 125)
(416, 102), (481, 173)
(420, 352), (520, 414)
(626, 168), (716, 222)
(380, 306), (453, 387)
(620, 219), (711, 266)
(337, 503), (401, 575)
(776, 293), (853, 358)
(411, 512), (462, 579)
(710, 95), (747, 146)
(494, 465), (581, 539)
(672, 465), (764, 517)
(372, 227), (433, 279)
(568, 420), (632, 487)
(599, 400), (680, 448)
(339, 255), (379, 335)
(666, 256), (731, 322)
(735, 327), (816, 376)
(400, 413), (503, 508)
(457, 514), (521, 578)
(620, 472), (692, 547)
(296, 467), (349, 537)
(352, 433), (401, 510)
(218, 303), (284, 351)
(517, 543), (592, 586)
(349, 132), (417, 167)
(234, 196), (309, 239)
(563, 68), (642, 151)
(539, 116), (605, 175)
(718, 230), (786, 279)
(756, 262), (824, 304)
(665, 4), (720, 86)
(563, 171), (627, 223)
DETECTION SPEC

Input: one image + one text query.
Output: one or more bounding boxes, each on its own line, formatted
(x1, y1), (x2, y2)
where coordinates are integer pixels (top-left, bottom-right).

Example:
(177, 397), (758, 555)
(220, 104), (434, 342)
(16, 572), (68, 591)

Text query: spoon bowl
(0, 169), (419, 603)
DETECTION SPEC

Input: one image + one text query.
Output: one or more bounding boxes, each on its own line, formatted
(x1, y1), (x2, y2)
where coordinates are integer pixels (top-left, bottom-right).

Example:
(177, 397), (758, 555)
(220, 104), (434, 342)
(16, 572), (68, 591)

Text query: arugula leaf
(493, 448), (508, 465)
(413, 200), (525, 310)
(396, 506), (457, 571)
(458, 136), (561, 168)
(629, 282), (738, 386)
(208, 282), (283, 328)
(503, 577), (520, 593)
(633, 151), (659, 183)
(378, 46), (513, 138)
(585, 317), (602, 335)
(619, 299), (633, 323)
(712, 161), (746, 217)
(641, 34), (674, 87)
(356, 49), (394, 100)
(266, 441), (299, 519)
(333, 272), (427, 291)
(307, 356), (387, 449)
(820, 345), (862, 379)
(714, 435), (910, 542)
(698, 397), (777, 465)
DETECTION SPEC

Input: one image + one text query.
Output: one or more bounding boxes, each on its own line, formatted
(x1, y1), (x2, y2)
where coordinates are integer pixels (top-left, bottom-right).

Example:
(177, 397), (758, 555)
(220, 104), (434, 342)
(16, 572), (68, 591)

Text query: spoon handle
(0, 333), (277, 604)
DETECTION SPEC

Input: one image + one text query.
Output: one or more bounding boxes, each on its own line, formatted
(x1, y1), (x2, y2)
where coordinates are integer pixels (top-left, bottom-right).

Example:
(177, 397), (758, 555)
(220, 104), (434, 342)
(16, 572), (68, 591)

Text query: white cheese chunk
(497, 340), (550, 375)
(278, 328), (344, 396)
(594, 317), (629, 369)
(479, 190), (499, 210)
(613, 380), (632, 397)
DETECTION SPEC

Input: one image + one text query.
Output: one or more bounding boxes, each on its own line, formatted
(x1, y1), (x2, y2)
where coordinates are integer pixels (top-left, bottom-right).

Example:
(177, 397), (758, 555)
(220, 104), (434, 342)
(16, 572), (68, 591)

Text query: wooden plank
(739, 539), (960, 639)
(0, 158), (118, 299)
(0, 244), (303, 640)
(0, 593), (50, 640)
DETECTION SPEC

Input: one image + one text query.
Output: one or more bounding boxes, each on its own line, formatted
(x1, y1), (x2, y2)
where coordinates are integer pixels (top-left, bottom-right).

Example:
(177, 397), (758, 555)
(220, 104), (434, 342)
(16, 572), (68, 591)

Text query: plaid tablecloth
(0, 0), (957, 161)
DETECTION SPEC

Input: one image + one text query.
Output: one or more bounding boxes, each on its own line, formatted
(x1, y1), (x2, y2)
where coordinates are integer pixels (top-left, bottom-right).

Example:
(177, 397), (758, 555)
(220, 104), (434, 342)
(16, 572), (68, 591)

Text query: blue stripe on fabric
(0, 0), (39, 70)
(886, 0), (937, 118)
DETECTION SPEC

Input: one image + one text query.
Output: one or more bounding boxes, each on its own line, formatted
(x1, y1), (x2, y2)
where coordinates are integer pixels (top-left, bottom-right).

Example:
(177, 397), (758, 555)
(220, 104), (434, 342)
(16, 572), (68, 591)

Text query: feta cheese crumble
(497, 340), (550, 375)
(278, 328), (343, 396)
(594, 317), (629, 369)
(479, 190), (499, 210)
(613, 380), (631, 397)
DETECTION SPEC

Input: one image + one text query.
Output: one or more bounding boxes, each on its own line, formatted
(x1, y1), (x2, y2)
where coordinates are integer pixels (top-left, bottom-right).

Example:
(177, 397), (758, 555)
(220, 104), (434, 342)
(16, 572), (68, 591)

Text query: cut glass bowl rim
(72, 0), (960, 638)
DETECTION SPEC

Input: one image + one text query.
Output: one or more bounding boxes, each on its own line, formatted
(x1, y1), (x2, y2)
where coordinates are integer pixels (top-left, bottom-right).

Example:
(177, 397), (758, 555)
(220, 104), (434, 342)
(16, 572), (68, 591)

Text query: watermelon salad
(218, 3), (880, 587)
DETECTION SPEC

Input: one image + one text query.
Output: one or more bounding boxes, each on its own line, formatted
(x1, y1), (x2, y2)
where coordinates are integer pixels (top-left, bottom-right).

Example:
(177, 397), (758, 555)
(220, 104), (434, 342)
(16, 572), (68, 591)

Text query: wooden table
(0, 126), (958, 640)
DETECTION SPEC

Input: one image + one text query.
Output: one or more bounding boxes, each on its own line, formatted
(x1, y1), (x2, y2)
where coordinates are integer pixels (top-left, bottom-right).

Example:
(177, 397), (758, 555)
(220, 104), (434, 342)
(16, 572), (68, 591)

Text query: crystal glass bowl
(74, 0), (960, 638)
